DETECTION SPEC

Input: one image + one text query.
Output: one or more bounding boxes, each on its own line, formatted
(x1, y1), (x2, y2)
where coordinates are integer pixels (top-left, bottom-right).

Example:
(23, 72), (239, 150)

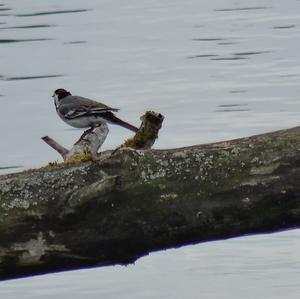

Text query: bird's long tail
(107, 113), (139, 132)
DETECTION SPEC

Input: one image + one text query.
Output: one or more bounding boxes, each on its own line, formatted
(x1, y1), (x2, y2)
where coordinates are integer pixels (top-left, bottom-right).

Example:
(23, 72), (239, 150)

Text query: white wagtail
(53, 88), (138, 132)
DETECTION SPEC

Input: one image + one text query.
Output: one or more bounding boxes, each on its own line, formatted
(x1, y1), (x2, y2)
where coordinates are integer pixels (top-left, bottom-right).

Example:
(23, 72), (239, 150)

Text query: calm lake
(1, 0), (300, 297)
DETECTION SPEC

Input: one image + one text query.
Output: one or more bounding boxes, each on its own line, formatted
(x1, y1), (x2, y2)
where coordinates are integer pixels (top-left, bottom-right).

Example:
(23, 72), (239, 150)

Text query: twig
(41, 136), (69, 159)
(42, 124), (109, 161)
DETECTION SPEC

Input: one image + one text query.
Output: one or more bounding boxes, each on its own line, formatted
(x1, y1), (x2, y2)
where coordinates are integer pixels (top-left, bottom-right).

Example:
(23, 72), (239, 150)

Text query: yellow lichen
(124, 129), (158, 148)
(64, 152), (93, 164)
(46, 152), (93, 168)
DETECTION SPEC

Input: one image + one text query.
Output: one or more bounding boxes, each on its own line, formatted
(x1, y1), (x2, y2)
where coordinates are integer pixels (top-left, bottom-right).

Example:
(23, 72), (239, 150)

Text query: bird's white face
(52, 93), (60, 108)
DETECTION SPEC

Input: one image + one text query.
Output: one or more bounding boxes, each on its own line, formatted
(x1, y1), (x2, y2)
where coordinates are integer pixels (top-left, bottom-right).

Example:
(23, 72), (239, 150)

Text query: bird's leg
(87, 124), (102, 134)
(77, 124), (105, 144)
(75, 127), (94, 145)
(80, 125), (100, 140)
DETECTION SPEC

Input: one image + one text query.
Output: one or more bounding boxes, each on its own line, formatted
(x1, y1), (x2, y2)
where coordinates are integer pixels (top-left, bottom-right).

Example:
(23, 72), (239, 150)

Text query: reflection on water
(2, 230), (300, 299)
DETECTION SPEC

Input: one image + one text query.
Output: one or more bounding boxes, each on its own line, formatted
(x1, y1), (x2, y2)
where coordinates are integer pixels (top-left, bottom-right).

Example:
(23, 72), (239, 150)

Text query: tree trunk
(1, 125), (300, 280)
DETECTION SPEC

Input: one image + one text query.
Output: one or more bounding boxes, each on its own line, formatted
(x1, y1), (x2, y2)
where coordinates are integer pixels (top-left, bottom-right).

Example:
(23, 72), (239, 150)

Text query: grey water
(1, 0), (300, 297)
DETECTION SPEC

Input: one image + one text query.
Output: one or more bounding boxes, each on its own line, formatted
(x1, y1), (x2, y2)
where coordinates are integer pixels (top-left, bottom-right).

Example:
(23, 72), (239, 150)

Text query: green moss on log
(124, 111), (164, 149)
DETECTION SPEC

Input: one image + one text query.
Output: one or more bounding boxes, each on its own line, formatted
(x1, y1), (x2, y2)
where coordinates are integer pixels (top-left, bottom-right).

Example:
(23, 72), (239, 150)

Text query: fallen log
(1, 123), (300, 280)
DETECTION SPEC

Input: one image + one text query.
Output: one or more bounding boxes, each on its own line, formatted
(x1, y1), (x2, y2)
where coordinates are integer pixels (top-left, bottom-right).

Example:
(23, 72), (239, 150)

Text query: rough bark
(1, 125), (300, 280)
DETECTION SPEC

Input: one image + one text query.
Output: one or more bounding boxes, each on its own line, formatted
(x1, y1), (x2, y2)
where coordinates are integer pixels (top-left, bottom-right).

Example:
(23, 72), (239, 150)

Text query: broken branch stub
(65, 124), (109, 161)
(41, 136), (69, 159)
(124, 111), (164, 149)
(42, 124), (109, 161)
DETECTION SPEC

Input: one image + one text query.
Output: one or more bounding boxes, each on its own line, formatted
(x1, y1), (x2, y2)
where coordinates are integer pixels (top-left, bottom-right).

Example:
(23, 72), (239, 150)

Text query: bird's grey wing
(59, 96), (119, 119)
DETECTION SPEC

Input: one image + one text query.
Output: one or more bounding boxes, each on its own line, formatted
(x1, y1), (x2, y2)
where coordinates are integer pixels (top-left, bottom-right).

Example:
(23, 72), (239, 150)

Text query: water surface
(1, 230), (300, 299)
(0, 0), (300, 171)
(0, 0), (300, 297)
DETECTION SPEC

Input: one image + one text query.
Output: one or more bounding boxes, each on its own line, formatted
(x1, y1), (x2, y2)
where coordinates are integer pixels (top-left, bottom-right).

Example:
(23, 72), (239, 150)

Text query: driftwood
(41, 124), (109, 161)
(41, 111), (164, 161)
(1, 120), (300, 280)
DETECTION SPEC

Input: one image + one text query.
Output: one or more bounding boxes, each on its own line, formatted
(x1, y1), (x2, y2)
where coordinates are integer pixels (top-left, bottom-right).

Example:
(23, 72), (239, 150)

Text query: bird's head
(52, 88), (72, 107)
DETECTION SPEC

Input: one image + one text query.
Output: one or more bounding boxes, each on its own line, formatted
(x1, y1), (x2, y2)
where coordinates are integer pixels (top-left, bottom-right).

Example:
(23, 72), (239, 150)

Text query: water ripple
(216, 103), (249, 112)
(218, 42), (238, 45)
(15, 9), (90, 17)
(3, 74), (64, 81)
(192, 38), (225, 41)
(211, 57), (247, 61)
(0, 165), (22, 170)
(273, 25), (296, 29)
(215, 7), (270, 12)
(279, 74), (298, 78)
(219, 104), (249, 108)
(229, 90), (246, 94)
(0, 24), (54, 30)
(187, 54), (218, 59)
(64, 41), (87, 44)
(216, 108), (249, 112)
(0, 38), (52, 43)
(233, 51), (272, 56)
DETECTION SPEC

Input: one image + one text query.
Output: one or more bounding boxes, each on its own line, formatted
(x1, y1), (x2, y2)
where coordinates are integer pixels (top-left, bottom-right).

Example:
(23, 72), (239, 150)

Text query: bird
(52, 88), (138, 132)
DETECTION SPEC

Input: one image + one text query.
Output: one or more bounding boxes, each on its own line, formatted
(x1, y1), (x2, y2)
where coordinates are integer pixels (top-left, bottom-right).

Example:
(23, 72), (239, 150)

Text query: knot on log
(62, 175), (121, 216)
